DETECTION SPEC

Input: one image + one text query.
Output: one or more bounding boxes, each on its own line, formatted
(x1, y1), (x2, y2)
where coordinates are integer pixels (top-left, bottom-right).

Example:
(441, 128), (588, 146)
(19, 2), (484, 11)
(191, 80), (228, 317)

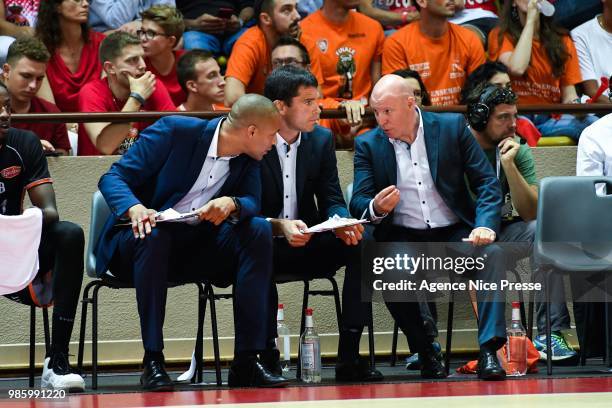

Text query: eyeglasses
(271, 57), (306, 68)
(136, 29), (170, 41)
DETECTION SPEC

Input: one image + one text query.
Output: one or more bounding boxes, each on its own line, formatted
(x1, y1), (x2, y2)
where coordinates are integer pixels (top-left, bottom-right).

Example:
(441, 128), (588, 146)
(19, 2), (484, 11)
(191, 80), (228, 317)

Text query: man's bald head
(228, 93), (280, 129)
(371, 74), (415, 105)
(226, 93), (281, 160)
(369, 74), (419, 142)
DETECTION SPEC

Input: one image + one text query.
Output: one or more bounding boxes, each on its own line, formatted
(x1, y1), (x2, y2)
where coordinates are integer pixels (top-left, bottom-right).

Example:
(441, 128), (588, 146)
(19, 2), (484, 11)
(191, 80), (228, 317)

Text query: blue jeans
(533, 114), (599, 141)
(183, 20), (254, 56)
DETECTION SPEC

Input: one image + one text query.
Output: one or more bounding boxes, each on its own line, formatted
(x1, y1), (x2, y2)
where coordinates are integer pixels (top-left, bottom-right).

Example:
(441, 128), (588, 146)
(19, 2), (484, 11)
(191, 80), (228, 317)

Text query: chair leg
(296, 280), (310, 380)
(444, 292), (454, 375)
(208, 285), (223, 386)
(78, 280), (97, 372)
(545, 270), (553, 376)
(527, 278), (535, 340)
(367, 303), (376, 369)
(92, 284), (103, 390)
(29, 305), (36, 388)
(580, 304), (590, 366)
(390, 322), (399, 367)
(193, 283), (206, 384)
(43, 307), (51, 355)
(329, 278), (343, 329)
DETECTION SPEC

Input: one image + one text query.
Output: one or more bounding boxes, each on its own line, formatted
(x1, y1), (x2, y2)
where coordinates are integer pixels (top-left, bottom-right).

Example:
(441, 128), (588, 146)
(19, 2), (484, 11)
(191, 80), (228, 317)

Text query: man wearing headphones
(466, 85), (577, 364)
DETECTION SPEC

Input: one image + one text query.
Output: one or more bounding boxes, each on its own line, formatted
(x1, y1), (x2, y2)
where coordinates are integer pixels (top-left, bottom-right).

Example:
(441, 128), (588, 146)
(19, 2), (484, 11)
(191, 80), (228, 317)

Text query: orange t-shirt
(382, 22), (485, 106)
(488, 28), (582, 104)
(300, 10), (385, 106)
(225, 26), (324, 95)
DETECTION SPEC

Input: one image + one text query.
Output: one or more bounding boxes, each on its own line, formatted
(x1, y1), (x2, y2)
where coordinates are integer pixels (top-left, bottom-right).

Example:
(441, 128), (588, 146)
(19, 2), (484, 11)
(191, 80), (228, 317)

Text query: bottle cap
(511, 301), (521, 308)
(305, 308), (313, 316)
(278, 303), (284, 310)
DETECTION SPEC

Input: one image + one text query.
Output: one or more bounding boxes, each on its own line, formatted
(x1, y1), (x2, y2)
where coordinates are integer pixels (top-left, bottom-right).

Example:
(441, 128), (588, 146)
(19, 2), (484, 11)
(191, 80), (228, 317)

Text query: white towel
(0, 207), (42, 295)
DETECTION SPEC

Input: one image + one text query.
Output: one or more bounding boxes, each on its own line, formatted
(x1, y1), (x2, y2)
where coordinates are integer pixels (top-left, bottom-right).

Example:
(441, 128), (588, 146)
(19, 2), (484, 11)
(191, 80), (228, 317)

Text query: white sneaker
(41, 356), (85, 392)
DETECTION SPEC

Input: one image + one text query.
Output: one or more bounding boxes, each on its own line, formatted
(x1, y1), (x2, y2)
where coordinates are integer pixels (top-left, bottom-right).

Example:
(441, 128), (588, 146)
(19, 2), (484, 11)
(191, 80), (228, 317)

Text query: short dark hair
(6, 37), (51, 65)
(99, 31), (141, 65)
(272, 36), (311, 65)
(254, 0), (275, 21)
(177, 50), (215, 94)
(141, 5), (185, 45)
(264, 65), (318, 106)
(392, 68), (431, 106)
(460, 61), (509, 104)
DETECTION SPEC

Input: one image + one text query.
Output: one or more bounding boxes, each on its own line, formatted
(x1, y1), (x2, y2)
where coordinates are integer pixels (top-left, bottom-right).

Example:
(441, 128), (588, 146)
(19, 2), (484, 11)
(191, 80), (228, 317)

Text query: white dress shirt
(369, 107), (459, 229)
(577, 113), (612, 194)
(274, 133), (301, 220)
(174, 119), (235, 214)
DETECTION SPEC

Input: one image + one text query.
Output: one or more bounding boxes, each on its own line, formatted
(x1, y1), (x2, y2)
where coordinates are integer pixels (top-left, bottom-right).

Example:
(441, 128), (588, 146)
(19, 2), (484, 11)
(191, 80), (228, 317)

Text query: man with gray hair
(97, 93), (288, 390)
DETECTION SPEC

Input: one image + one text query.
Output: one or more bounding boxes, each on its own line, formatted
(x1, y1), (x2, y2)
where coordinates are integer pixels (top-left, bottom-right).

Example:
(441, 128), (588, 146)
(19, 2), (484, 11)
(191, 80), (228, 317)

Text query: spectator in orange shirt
(271, 35), (367, 129)
(176, 49), (226, 111)
(382, 0), (485, 106)
(224, 0), (301, 106)
(140, 5), (186, 106)
(488, 0), (597, 140)
(300, 0), (385, 143)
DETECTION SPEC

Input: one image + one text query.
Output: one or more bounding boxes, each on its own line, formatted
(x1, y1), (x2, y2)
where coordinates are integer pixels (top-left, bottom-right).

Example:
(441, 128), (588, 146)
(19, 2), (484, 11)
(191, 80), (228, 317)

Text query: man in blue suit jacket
(351, 75), (507, 381)
(261, 66), (383, 382)
(96, 94), (288, 390)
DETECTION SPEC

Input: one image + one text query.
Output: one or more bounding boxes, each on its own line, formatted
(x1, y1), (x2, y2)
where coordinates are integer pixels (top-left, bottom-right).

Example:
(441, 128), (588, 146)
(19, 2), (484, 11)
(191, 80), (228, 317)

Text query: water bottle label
(301, 343), (315, 370)
(283, 336), (291, 361)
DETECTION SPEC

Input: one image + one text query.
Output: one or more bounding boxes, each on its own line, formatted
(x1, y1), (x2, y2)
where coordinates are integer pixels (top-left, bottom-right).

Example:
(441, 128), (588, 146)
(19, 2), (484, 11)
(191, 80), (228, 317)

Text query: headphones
(466, 85), (502, 132)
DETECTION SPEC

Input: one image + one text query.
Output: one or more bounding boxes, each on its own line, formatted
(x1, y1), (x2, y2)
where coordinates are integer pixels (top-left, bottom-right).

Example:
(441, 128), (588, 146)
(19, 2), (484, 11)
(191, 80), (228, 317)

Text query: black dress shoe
(335, 357), (384, 382)
(140, 359), (174, 391)
(477, 348), (506, 381)
(260, 349), (282, 376)
(419, 347), (447, 379)
(228, 357), (289, 388)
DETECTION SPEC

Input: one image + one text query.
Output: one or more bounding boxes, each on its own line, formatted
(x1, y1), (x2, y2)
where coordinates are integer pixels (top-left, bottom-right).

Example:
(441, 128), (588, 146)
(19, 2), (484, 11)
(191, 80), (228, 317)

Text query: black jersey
(0, 128), (52, 216)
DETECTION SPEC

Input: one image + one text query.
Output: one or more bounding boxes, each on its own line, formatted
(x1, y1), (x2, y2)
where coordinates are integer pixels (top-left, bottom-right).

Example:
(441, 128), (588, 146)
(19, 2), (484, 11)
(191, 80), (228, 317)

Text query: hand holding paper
(301, 214), (369, 234)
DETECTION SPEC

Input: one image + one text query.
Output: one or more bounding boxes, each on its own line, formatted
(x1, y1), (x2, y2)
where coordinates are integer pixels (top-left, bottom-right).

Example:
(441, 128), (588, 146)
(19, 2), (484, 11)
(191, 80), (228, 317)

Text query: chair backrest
(86, 191), (112, 277)
(537, 176), (612, 243)
(536, 176), (612, 268)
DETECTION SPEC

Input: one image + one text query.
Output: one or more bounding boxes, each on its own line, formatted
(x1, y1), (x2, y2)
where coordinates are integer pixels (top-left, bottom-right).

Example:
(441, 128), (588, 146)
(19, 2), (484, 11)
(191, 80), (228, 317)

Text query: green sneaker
(533, 332), (578, 362)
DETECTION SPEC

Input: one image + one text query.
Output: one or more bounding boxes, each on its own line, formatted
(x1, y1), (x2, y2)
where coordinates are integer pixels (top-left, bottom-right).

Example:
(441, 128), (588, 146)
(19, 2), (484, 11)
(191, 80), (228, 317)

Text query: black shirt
(176, 0), (253, 20)
(0, 128), (52, 216)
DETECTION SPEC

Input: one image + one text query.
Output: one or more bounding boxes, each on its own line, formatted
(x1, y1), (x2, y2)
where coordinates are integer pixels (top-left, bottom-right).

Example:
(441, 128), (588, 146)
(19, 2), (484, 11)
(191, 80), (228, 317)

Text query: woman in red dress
(35, 0), (104, 113)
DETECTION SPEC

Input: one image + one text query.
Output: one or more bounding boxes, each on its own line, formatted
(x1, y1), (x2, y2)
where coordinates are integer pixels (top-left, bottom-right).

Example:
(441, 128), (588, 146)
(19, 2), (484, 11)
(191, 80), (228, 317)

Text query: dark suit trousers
(267, 232), (365, 342)
(382, 223), (507, 347)
(110, 217), (273, 354)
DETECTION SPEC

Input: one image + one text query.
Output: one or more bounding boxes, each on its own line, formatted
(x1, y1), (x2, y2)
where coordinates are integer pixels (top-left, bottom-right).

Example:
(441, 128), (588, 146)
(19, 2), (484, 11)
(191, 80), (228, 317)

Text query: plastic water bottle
(300, 308), (321, 383)
(276, 304), (291, 374)
(536, 0), (555, 17)
(506, 301), (528, 376)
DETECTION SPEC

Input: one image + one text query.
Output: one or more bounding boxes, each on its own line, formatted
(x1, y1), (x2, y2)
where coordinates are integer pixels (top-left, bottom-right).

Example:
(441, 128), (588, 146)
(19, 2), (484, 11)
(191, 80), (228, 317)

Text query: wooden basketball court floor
(2, 361), (612, 408)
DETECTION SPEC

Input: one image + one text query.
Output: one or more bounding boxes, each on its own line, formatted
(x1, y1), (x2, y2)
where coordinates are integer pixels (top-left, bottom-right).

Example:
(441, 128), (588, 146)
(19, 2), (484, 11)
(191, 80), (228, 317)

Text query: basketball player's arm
(28, 183), (59, 226)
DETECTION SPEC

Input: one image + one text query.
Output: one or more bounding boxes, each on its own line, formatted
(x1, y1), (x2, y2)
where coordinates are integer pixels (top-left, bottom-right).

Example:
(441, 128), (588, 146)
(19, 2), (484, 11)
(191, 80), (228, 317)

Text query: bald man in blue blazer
(351, 75), (506, 381)
(96, 95), (288, 390)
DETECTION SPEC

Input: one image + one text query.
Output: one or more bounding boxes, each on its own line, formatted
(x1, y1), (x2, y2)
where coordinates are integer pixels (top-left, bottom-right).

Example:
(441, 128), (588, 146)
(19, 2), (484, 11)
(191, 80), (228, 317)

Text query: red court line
(4, 377), (612, 408)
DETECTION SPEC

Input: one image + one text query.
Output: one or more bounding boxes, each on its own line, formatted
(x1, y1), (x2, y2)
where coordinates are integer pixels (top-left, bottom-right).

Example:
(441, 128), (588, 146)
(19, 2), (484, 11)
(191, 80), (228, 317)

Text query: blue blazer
(95, 115), (261, 276)
(260, 125), (349, 226)
(350, 111), (502, 240)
